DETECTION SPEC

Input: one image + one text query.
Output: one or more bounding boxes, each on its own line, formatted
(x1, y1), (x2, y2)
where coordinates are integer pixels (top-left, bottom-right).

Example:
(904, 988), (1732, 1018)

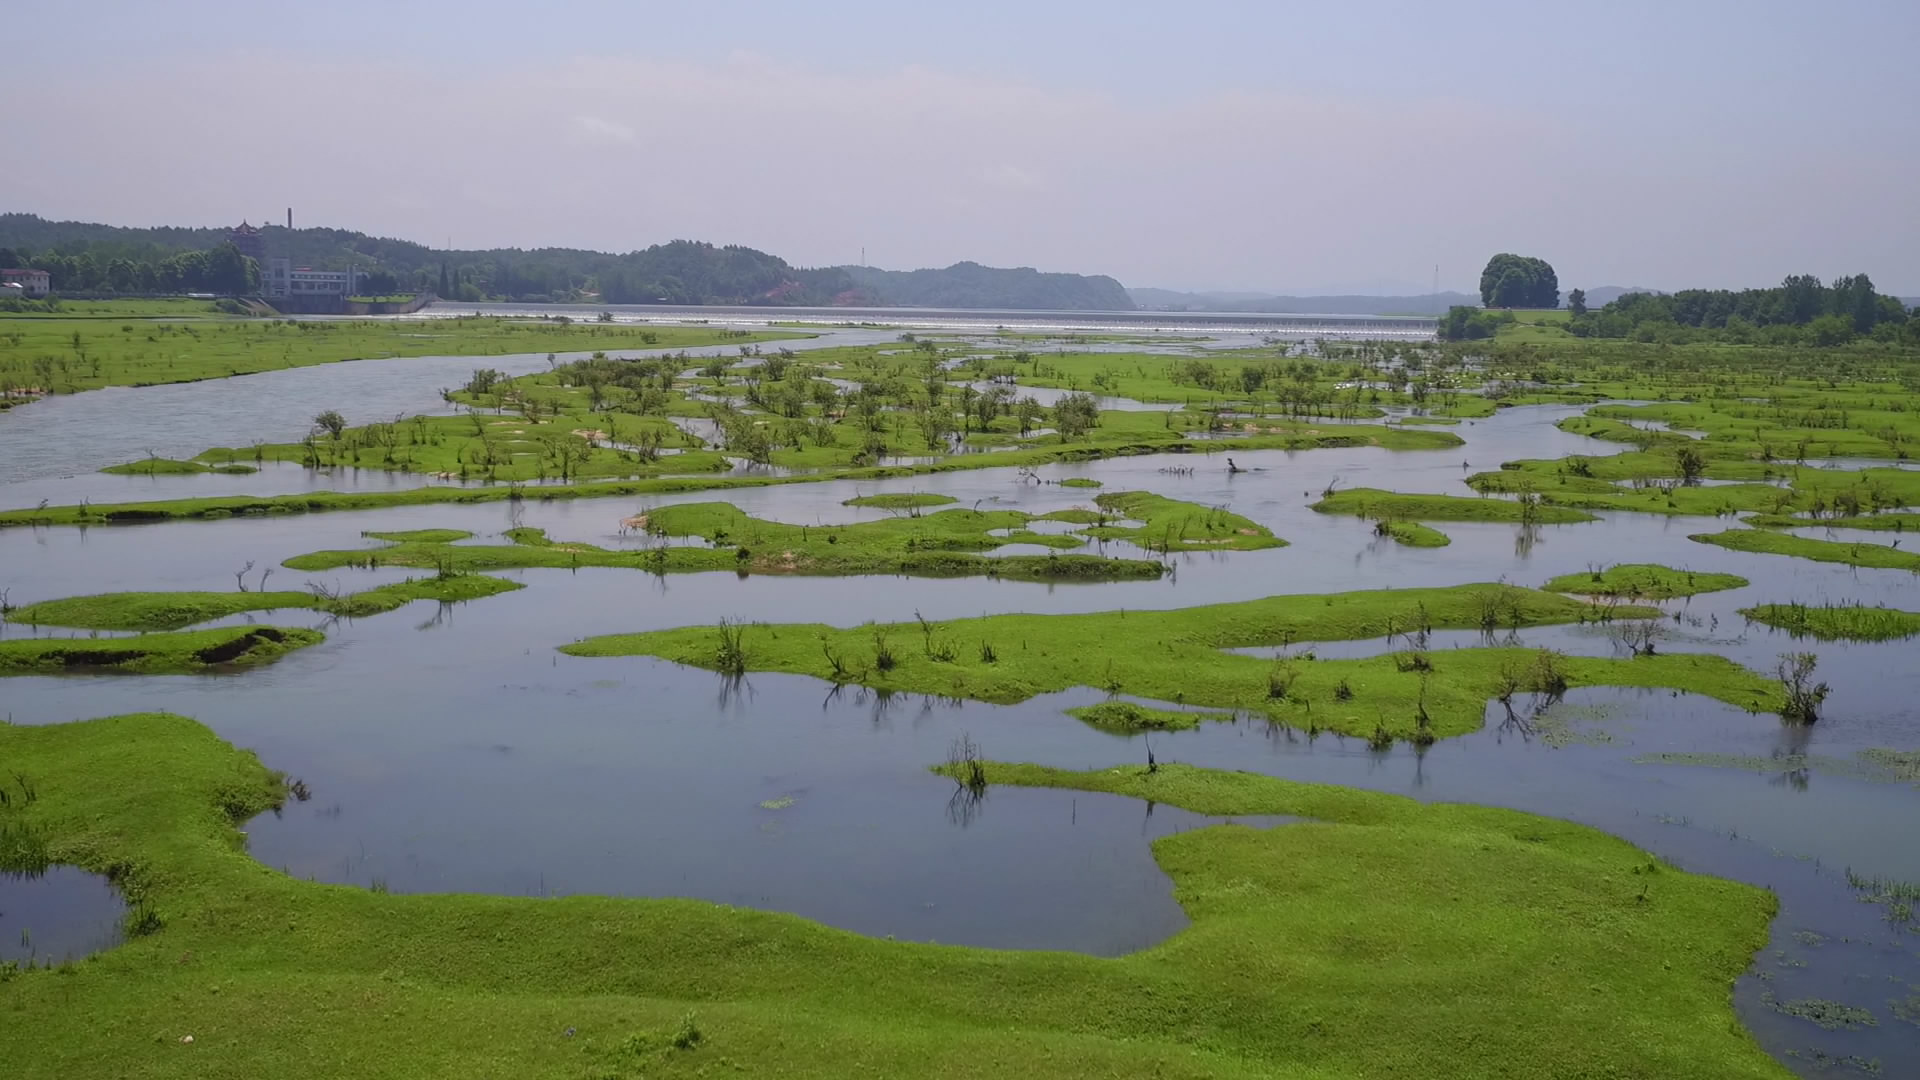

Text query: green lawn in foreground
(561, 585), (1780, 740)
(0, 713), (1788, 1079)
(1542, 563), (1748, 599)
(0, 626), (321, 675)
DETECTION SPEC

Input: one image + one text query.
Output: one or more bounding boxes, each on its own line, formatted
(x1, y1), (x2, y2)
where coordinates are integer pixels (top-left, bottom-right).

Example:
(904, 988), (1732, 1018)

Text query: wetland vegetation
(562, 584), (1782, 741)
(1741, 601), (1920, 642)
(275, 496), (1213, 582)
(7, 573), (522, 631)
(0, 713), (1790, 1079)
(0, 310), (799, 402)
(5, 302), (1920, 1076)
(0, 625), (321, 675)
(1542, 563), (1749, 599)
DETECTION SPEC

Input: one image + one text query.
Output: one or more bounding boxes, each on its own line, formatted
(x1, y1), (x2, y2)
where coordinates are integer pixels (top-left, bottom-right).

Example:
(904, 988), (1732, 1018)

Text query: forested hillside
(841, 262), (1133, 310)
(0, 214), (1129, 309)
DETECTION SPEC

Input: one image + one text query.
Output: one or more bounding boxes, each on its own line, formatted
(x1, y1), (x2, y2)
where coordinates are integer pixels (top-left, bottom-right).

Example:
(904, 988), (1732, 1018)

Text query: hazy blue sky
(7, 0), (1917, 293)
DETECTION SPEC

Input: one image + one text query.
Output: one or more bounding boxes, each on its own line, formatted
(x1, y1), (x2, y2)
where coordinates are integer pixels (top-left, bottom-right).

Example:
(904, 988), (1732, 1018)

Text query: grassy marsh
(561, 585), (1781, 740)
(0, 315), (803, 399)
(1543, 563), (1749, 599)
(1740, 602), (1920, 642)
(0, 626), (321, 675)
(6, 575), (523, 632)
(1689, 529), (1920, 572)
(280, 499), (1187, 583)
(1313, 488), (1596, 525)
(840, 493), (957, 510)
(1372, 520), (1452, 547)
(1066, 701), (1234, 734)
(1076, 491), (1283, 552)
(0, 712), (1791, 1079)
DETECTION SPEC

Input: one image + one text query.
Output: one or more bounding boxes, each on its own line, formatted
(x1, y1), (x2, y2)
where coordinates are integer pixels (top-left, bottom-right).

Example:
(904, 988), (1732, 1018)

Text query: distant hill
(841, 262), (1132, 311)
(1129, 288), (1473, 316)
(1582, 285), (1663, 306)
(0, 214), (1131, 310)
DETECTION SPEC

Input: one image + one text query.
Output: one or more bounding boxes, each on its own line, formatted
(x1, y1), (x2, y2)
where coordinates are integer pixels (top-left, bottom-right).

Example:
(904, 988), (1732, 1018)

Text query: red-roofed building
(230, 222), (266, 263)
(0, 268), (50, 298)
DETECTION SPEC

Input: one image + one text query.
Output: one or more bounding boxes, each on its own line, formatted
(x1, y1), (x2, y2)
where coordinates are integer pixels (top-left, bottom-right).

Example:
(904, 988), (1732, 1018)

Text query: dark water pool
(0, 867), (126, 966)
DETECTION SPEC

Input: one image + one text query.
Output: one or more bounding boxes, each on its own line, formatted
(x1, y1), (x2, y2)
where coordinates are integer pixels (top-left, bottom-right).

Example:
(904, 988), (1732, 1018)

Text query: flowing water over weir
(1, 319), (1916, 1073)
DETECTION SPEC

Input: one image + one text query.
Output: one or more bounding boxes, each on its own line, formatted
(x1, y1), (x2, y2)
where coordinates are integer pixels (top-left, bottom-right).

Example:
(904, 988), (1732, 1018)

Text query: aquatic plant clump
(0, 713), (1792, 1079)
(1371, 519), (1451, 547)
(1067, 702), (1234, 734)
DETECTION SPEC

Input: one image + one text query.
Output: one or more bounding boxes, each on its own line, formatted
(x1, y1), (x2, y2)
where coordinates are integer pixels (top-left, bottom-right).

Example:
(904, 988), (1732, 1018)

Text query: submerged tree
(1776, 652), (1829, 724)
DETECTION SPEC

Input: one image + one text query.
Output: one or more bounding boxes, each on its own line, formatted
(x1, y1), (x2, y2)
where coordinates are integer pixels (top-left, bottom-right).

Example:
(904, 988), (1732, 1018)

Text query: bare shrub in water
(946, 733), (988, 795)
(1776, 652), (1829, 725)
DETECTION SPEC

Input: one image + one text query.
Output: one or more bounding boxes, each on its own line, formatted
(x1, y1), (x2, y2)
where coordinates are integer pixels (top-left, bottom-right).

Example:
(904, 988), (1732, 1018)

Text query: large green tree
(1478, 254), (1559, 309)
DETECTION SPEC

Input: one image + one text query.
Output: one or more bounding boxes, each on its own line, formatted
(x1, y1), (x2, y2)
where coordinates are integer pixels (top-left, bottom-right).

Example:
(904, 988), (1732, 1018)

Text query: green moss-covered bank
(1543, 563), (1748, 599)
(280, 499), (1210, 583)
(0, 626), (321, 675)
(562, 585), (1780, 740)
(0, 713), (1788, 1079)
(6, 576), (522, 632)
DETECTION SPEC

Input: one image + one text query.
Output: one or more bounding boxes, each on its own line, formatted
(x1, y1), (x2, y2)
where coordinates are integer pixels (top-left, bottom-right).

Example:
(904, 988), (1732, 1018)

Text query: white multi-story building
(0, 268), (51, 297)
(263, 258), (364, 300)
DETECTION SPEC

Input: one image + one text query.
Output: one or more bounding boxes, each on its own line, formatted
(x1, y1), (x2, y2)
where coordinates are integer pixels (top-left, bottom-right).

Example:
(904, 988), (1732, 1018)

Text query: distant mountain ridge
(1581, 285), (1663, 306)
(0, 213), (1133, 311)
(1129, 287), (1473, 316)
(841, 262), (1131, 311)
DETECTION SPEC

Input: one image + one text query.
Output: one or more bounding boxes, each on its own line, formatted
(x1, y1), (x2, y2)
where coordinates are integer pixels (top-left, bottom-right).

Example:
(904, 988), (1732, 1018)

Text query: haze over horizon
(7, 0), (1918, 296)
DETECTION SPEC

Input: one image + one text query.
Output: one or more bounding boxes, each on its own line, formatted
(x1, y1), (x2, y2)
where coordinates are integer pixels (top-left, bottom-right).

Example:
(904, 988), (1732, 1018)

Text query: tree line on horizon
(0, 214), (1131, 310)
(1442, 252), (1913, 346)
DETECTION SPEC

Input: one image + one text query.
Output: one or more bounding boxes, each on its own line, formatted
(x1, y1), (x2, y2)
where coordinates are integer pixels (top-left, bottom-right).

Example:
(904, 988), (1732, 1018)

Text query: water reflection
(0, 866), (127, 965)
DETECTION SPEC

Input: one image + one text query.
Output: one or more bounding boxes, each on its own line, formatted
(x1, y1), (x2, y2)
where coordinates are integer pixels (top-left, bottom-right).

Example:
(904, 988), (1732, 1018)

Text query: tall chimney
(287, 208), (292, 229)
